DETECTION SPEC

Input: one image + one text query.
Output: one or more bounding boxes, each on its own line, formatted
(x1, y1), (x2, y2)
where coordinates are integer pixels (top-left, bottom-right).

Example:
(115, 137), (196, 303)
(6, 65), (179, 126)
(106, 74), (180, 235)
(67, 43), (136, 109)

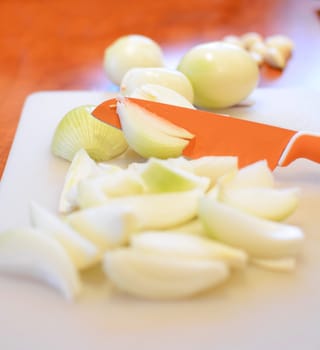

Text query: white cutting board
(0, 88), (320, 350)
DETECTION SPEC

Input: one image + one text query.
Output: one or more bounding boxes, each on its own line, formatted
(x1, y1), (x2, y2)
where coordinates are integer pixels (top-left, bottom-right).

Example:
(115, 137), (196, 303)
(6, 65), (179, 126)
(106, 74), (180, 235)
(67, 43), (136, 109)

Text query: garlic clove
(241, 32), (263, 50)
(264, 46), (287, 69)
(265, 34), (294, 60)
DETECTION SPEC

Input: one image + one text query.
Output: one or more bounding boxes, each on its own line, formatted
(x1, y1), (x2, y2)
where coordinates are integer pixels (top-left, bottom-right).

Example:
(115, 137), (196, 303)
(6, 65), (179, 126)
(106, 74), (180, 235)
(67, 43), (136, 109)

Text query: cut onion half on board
(116, 98), (194, 159)
(51, 105), (128, 162)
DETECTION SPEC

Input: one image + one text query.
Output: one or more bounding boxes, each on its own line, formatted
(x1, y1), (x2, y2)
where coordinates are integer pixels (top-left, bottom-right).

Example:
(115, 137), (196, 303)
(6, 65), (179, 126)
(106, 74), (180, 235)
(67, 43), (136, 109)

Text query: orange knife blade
(92, 98), (320, 170)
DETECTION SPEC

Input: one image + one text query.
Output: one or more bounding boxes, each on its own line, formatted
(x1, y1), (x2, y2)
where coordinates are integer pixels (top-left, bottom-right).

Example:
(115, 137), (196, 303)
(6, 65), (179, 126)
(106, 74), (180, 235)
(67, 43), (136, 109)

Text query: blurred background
(0, 0), (319, 176)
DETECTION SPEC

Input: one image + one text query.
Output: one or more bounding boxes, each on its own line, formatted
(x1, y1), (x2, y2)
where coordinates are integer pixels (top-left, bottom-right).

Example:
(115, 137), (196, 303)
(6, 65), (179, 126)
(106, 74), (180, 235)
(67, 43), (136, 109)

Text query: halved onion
(51, 105), (128, 162)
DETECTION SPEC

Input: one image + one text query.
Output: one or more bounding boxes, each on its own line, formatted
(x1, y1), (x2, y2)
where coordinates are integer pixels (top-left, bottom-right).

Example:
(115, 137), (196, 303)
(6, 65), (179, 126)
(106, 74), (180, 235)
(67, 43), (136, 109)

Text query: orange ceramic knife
(92, 97), (320, 170)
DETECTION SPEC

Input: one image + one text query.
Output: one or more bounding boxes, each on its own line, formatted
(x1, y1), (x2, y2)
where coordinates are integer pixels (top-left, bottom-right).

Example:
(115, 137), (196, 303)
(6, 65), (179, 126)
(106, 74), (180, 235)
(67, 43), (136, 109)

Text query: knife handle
(279, 132), (320, 166)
